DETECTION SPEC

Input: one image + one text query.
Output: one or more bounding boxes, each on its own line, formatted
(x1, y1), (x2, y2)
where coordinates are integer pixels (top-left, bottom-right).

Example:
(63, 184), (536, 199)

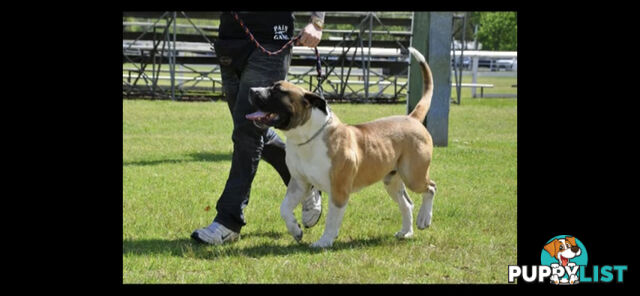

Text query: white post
(471, 56), (479, 98)
(408, 12), (452, 146)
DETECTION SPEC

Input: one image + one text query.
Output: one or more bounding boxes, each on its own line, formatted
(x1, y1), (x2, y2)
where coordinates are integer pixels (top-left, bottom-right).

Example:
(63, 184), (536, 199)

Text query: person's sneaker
(191, 222), (240, 245)
(302, 188), (322, 228)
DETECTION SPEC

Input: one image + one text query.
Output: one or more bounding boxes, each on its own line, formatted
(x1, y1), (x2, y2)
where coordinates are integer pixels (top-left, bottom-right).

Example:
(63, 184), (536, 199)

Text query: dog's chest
(285, 141), (332, 193)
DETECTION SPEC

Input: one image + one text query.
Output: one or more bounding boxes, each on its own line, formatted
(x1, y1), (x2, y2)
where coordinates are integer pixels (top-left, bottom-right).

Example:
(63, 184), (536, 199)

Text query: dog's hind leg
(397, 149), (436, 230)
(383, 172), (414, 239)
(417, 180), (436, 230)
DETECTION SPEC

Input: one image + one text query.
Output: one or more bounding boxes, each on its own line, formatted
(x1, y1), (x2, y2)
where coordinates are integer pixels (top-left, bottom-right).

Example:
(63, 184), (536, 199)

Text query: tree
(475, 12), (517, 51)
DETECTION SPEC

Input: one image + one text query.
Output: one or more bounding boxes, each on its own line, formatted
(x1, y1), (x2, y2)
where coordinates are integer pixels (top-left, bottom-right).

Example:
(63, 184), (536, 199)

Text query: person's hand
(297, 23), (322, 48)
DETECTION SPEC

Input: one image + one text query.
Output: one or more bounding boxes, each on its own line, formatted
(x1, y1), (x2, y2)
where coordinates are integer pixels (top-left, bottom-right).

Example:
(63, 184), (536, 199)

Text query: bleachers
(123, 11), (413, 101)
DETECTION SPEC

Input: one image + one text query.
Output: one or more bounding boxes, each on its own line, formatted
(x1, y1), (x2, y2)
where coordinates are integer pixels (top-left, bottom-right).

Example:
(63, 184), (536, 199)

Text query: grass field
(123, 92), (517, 283)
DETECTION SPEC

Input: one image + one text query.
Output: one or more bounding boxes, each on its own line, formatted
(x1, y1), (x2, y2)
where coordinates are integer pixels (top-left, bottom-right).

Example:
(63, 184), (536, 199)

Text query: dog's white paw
(395, 230), (414, 239)
(569, 275), (579, 285)
(310, 237), (334, 248)
(550, 274), (560, 285)
(286, 222), (303, 242)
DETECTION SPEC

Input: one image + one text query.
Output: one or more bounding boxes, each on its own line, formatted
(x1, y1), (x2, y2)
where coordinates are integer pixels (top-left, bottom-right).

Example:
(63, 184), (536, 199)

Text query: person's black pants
(213, 44), (292, 233)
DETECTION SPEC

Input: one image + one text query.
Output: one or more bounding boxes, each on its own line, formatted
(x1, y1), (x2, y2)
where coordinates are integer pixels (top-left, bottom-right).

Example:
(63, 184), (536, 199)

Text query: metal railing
(122, 11), (414, 102)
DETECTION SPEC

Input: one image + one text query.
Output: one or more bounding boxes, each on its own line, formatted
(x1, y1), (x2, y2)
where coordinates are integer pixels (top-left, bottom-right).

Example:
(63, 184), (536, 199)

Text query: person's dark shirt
(219, 11), (295, 45)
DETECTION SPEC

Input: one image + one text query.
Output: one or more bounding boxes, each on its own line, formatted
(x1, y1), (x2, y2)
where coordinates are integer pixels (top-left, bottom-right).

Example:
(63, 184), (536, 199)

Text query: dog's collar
(297, 110), (332, 146)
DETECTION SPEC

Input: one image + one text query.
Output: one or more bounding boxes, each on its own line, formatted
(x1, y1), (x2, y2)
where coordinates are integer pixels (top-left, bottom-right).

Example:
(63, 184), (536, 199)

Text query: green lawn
(123, 95), (517, 283)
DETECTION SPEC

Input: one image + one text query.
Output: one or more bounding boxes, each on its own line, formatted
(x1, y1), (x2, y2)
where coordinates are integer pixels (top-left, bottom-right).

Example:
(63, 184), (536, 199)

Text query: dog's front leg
(281, 178), (310, 243)
(311, 194), (348, 248)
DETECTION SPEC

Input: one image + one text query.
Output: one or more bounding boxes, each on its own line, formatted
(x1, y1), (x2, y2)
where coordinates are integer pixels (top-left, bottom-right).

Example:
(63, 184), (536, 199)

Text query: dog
(543, 236), (582, 284)
(245, 47), (436, 248)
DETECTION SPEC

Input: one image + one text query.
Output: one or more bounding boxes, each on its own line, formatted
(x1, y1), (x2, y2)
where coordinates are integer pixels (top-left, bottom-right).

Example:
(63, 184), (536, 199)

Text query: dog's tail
(407, 47), (434, 122)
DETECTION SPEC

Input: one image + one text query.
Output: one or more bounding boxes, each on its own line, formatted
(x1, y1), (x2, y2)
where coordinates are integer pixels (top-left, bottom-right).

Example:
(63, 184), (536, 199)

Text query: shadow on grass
(123, 152), (232, 166)
(123, 231), (396, 259)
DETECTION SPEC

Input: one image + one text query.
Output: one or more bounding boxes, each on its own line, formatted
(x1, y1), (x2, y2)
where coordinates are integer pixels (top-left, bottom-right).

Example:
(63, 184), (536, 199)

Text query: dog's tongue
(561, 256), (569, 266)
(246, 111), (268, 121)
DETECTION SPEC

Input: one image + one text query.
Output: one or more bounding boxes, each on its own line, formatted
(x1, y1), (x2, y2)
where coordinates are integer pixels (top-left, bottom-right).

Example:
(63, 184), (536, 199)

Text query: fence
(122, 11), (413, 102)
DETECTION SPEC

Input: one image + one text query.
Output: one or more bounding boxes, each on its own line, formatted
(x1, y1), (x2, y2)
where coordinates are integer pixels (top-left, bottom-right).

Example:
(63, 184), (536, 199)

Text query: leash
(313, 47), (326, 99)
(227, 11), (326, 97)
(230, 11), (301, 56)
(298, 48), (330, 146)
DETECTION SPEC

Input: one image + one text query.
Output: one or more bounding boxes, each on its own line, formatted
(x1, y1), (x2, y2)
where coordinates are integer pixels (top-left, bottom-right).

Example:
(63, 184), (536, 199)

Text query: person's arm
(298, 12), (324, 48)
(310, 12), (325, 29)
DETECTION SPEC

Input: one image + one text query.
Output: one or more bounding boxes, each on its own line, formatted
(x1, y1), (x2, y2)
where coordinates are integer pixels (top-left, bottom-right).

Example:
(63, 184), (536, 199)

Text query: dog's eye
(559, 245), (564, 250)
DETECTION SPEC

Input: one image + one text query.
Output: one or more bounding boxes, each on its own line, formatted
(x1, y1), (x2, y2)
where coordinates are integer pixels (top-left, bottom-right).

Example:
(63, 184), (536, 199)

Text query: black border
(53, 6), (633, 291)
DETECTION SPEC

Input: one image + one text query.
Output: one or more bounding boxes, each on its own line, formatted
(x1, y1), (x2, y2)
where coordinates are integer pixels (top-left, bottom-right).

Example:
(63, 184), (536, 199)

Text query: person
(191, 11), (325, 245)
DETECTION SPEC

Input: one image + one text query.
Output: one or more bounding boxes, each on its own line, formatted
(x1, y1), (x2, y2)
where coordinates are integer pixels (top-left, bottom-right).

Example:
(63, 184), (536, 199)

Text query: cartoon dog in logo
(543, 236), (582, 284)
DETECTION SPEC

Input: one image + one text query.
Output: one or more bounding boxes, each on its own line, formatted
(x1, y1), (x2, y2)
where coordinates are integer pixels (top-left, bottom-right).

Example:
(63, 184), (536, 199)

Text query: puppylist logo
(508, 235), (628, 285)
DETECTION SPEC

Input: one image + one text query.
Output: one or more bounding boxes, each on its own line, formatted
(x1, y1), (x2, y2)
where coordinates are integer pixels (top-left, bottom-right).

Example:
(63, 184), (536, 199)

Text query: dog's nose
(248, 88), (263, 106)
(249, 88), (259, 100)
(571, 246), (580, 253)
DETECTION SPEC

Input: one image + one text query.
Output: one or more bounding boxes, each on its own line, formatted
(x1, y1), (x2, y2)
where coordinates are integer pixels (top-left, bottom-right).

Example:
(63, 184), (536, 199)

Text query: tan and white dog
(246, 47), (436, 248)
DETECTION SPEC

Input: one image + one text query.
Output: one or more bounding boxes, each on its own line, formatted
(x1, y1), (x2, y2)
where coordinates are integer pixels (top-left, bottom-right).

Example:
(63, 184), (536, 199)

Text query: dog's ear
(303, 92), (327, 114)
(544, 239), (560, 258)
(565, 236), (577, 246)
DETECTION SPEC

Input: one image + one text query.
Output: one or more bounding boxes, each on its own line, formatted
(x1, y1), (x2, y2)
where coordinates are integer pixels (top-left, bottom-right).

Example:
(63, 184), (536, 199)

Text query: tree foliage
(474, 12), (517, 51)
